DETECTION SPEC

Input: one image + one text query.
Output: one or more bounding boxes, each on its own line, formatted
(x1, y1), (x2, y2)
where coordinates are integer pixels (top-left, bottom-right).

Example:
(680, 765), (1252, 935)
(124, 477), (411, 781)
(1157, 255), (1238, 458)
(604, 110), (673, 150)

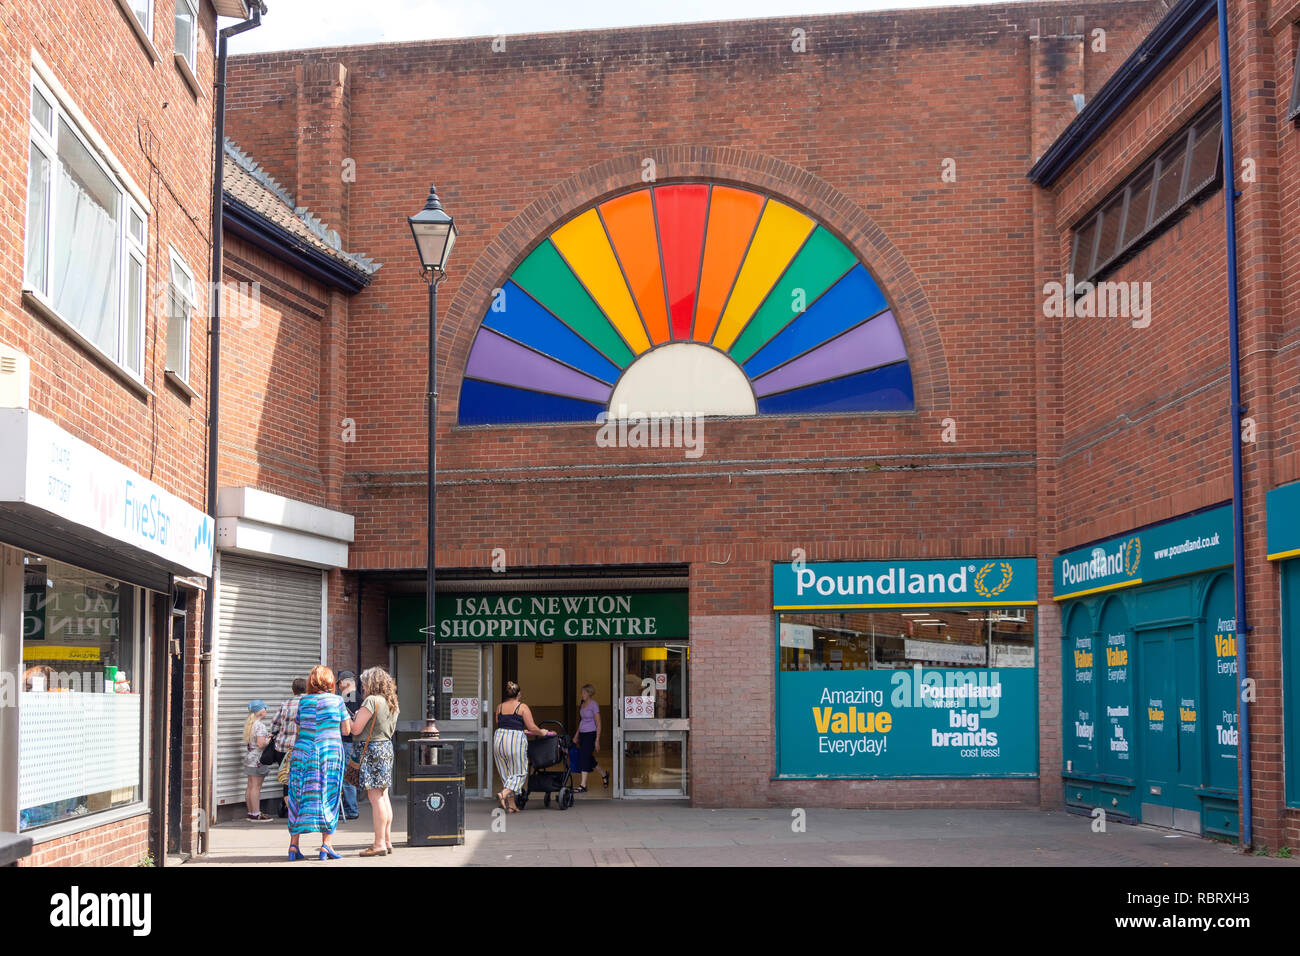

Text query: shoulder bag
(344, 702), (378, 788)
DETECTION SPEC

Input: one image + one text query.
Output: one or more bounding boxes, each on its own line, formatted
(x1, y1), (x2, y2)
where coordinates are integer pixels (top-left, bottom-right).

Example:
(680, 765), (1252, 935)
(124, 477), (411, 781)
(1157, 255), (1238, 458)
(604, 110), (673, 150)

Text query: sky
(224, 0), (1004, 54)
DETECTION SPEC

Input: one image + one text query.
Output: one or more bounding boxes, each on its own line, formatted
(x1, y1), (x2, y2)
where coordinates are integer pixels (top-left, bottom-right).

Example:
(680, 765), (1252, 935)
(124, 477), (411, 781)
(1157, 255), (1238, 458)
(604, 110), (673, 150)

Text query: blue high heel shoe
(288, 845), (306, 861)
(319, 846), (341, 860)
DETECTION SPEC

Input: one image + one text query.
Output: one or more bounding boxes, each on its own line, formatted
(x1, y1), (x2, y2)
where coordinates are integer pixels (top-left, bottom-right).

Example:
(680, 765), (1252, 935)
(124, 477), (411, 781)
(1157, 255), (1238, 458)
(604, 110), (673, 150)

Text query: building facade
(220, 2), (1173, 820)
(0, 1), (258, 866)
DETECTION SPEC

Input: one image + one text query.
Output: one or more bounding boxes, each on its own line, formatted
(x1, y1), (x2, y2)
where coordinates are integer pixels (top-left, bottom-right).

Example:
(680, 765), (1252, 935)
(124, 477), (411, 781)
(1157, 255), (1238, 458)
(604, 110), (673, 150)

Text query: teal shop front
(773, 558), (1038, 779)
(1266, 480), (1300, 810)
(1054, 505), (1238, 837)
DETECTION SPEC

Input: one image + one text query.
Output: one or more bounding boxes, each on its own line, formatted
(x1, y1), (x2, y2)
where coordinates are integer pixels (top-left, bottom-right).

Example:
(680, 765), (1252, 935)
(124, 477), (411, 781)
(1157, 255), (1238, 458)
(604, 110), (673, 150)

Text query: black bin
(407, 737), (465, 847)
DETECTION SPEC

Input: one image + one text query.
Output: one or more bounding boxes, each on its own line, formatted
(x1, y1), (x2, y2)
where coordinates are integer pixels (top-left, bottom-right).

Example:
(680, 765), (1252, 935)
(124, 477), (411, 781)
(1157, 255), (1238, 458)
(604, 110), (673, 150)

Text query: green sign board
(388, 591), (688, 644)
(773, 558), (1037, 609)
(1053, 505), (1232, 601)
(776, 667), (1038, 778)
(1267, 481), (1300, 561)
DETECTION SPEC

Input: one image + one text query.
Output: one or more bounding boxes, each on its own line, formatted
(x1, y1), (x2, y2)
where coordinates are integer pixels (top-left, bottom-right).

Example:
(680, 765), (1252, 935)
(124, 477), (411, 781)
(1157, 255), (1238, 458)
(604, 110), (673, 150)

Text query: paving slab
(180, 798), (1296, 867)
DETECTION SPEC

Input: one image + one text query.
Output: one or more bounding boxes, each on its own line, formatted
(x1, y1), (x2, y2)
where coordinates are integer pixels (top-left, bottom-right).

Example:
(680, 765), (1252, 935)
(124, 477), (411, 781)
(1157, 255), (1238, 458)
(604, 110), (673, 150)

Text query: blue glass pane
(482, 281), (621, 384)
(755, 361), (914, 415)
(458, 378), (607, 426)
(743, 266), (889, 379)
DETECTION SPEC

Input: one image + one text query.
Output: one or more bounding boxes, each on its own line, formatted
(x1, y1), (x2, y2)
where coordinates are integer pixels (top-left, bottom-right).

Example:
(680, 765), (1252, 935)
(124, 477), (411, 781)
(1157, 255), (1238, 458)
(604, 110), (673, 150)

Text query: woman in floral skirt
(350, 666), (399, 857)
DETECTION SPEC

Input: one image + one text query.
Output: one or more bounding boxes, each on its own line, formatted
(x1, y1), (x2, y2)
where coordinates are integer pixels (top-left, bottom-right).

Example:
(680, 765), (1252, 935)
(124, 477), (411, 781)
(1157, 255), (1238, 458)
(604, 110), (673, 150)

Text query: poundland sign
(1053, 505), (1232, 601)
(773, 558), (1036, 609)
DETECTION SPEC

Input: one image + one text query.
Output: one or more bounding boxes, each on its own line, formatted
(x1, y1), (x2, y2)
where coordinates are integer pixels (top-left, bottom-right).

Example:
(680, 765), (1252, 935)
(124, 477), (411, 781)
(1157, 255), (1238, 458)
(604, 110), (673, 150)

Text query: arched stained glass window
(458, 183), (914, 425)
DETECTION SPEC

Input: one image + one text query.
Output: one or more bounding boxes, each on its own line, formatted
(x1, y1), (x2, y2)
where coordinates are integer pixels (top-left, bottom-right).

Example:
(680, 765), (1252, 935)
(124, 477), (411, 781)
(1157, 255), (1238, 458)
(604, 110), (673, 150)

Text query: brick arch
(443, 146), (949, 417)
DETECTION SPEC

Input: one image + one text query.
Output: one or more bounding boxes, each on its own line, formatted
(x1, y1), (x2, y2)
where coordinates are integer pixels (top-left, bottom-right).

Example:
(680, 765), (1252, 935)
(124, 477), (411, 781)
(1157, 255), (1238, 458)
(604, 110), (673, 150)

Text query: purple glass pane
(750, 312), (906, 397)
(466, 328), (612, 403)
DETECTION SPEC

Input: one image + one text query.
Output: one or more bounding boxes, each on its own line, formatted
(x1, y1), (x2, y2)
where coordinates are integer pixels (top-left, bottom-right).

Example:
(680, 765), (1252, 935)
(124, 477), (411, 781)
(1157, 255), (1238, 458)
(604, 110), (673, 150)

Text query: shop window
(166, 248), (195, 382)
(174, 0), (198, 71)
(1068, 100), (1221, 289)
(24, 74), (148, 379)
(778, 608), (1036, 673)
(18, 557), (144, 832)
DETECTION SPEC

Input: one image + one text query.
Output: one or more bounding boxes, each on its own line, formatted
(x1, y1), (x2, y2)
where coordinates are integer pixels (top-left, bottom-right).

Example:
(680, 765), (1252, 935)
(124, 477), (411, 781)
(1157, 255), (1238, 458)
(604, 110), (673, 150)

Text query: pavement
(179, 798), (1296, 867)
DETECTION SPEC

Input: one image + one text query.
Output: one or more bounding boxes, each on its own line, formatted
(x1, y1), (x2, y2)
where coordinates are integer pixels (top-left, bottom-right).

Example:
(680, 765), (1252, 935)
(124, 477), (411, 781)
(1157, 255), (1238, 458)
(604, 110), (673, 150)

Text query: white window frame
(24, 72), (148, 383)
(131, 0), (153, 34)
(166, 247), (195, 382)
(175, 0), (199, 71)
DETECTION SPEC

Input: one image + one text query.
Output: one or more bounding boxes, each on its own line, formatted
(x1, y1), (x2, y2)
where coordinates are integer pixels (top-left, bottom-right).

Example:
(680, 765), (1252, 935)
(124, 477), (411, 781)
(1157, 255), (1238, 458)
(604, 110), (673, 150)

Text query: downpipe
(1216, 0), (1252, 849)
(199, 1), (265, 856)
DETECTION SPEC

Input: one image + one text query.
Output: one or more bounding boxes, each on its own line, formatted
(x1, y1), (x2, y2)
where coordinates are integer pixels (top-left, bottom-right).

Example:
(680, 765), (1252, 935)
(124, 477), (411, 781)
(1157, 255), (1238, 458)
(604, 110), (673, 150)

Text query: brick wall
(1, 2), (221, 866)
(220, 2), (1162, 809)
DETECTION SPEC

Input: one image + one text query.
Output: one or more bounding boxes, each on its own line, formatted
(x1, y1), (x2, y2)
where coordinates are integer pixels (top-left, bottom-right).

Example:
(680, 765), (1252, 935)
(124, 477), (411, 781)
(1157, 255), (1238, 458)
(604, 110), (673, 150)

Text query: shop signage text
(387, 591), (688, 644)
(777, 666), (1037, 777)
(0, 409), (214, 577)
(773, 558), (1037, 609)
(1266, 481), (1300, 560)
(1053, 505), (1231, 601)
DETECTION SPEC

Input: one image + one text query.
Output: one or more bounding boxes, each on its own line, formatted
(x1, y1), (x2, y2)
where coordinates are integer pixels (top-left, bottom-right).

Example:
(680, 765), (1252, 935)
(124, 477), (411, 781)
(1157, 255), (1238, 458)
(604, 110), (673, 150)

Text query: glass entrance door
(615, 643), (689, 798)
(392, 643), (492, 798)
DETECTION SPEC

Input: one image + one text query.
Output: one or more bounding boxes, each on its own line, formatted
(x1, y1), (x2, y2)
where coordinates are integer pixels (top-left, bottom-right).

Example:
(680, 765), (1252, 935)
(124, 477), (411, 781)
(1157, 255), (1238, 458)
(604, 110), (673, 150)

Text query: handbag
(344, 707), (377, 788)
(259, 741), (283, 766)
(277, 751), (293, 786)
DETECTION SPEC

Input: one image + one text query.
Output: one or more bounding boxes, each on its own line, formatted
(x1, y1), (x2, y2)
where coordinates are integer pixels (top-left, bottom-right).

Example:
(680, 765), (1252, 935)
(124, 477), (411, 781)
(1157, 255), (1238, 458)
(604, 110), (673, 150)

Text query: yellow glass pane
(551, 209), (651, 354)
(712, 201), (814, 351)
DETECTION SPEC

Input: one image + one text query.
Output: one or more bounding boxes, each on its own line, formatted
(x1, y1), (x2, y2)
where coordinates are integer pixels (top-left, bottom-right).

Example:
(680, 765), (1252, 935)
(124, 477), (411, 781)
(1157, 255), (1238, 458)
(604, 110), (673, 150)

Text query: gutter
(199, 1), (265, 857)
(1027, 0), (1217, 188)
(223, 196), (374, 293)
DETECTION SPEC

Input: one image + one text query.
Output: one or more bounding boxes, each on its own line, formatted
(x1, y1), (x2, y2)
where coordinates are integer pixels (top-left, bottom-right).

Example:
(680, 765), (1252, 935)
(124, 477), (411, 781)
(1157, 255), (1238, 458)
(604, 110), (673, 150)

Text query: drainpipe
(199, 1), (265, 855)
(1216, 0), (1252, 849)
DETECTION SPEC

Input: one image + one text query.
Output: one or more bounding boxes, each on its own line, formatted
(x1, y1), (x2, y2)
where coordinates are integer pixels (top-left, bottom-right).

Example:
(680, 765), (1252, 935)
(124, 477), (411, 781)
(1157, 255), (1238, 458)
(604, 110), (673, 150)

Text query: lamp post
(408, 185), (456, 731)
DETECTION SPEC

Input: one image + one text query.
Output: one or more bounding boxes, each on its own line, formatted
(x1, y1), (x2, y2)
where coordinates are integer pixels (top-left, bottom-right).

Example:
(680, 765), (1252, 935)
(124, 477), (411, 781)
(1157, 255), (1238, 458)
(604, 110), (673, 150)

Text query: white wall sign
(0, 409), (214, 577)
(449, 697), (479, 720)
(624, 695), (655, 718)
(780, 623), (814, 649)
(991, 644), (1035, 668)
(904, 638), (987, 666)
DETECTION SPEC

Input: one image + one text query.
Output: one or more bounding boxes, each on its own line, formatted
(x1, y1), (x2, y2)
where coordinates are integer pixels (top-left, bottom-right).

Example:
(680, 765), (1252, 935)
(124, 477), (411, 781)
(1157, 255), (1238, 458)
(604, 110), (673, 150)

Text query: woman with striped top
(493, 681), (554, 812)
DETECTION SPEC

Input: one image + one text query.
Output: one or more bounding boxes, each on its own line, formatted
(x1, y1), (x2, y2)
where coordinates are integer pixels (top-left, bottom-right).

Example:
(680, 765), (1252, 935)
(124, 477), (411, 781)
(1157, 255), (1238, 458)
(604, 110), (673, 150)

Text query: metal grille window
(1069, 100), (1222, 286)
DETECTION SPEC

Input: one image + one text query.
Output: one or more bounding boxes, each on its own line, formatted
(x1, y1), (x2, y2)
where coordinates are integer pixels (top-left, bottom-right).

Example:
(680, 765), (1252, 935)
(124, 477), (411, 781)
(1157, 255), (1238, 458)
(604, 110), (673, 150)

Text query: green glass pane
(728, 228), (857, 364)
(510, 241), (635, 368)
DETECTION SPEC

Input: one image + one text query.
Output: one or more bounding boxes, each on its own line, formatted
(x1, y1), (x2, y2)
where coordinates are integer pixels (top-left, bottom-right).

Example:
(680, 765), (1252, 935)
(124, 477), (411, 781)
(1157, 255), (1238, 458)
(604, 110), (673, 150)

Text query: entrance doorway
(393, 641), (689, 800)
(1138, 624), (1203, 832)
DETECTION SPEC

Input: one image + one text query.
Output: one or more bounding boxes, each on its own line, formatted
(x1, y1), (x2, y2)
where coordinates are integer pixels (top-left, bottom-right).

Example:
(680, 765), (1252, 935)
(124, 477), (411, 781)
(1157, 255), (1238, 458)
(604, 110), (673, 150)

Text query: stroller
(515, 721), (575, 810)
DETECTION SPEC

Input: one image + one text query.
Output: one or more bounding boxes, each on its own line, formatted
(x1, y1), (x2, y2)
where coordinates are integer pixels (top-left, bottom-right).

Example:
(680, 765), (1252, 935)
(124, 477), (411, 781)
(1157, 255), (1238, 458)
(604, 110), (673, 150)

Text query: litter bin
(407, 737), (465, 847)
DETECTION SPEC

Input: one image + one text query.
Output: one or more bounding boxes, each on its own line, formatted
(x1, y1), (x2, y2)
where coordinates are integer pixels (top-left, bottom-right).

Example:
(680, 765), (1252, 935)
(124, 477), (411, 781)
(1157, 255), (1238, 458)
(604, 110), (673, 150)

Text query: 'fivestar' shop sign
(388, 591), (688, 644)
(773, 558), (1037, 609)
(1052, 505), (1232, 601)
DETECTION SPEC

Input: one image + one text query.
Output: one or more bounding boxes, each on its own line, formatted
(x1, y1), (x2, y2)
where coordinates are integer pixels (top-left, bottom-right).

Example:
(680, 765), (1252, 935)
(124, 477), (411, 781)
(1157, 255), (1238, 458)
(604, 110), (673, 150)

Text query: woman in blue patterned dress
(286, 665), (352, 861)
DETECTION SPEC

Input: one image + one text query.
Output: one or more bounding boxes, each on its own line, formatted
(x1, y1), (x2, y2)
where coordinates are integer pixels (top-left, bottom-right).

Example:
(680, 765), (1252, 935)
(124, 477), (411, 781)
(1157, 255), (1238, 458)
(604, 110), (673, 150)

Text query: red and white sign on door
(449, 697), (480, 719)
(623, 696), (655, 718)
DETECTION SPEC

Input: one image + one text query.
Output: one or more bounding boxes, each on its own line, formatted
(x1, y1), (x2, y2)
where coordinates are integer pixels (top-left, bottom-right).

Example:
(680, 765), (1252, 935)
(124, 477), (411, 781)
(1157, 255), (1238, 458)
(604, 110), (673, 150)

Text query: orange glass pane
(600, 190), (671, 345)
(693, 186), (765, 342)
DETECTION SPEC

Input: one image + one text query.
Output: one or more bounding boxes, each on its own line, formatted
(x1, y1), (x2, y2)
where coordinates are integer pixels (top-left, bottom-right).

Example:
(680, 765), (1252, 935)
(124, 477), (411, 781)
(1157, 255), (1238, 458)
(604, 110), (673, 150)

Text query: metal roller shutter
(215, 554), (324, 807)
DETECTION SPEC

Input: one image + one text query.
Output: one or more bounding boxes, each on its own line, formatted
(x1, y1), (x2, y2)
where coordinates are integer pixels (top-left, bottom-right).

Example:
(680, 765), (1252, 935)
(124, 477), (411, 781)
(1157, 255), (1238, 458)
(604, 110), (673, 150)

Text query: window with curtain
(25, 75), (147, 378)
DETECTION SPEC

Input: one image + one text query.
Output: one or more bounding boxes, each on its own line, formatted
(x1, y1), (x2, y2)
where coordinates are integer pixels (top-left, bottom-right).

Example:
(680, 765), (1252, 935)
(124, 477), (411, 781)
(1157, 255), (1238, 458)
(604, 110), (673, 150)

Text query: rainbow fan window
(458, 184), (914, 425)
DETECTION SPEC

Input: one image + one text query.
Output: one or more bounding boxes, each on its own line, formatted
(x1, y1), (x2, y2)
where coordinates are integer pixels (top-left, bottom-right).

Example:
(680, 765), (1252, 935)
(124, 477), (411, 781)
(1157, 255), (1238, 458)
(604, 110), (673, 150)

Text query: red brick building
(220, 1), (1192, 827)
(0, 1), (259, 866)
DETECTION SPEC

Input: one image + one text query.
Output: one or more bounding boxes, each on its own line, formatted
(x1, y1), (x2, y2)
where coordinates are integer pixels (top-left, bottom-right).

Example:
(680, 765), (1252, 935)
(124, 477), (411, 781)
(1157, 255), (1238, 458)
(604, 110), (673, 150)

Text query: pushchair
(515, 721), (575, 810)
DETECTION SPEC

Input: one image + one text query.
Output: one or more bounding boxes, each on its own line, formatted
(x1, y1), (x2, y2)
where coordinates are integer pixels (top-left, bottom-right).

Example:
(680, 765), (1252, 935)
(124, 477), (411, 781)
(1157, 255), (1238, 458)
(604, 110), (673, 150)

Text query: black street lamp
(408, 185), (457, 731)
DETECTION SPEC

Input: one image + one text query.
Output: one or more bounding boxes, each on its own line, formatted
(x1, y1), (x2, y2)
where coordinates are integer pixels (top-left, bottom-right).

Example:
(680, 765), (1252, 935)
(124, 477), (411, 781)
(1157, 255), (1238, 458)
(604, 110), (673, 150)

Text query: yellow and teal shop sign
(773, 558), (1038, 779)
(1053, 505), (1232, 601)
(1267, 480), (1300, 807)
